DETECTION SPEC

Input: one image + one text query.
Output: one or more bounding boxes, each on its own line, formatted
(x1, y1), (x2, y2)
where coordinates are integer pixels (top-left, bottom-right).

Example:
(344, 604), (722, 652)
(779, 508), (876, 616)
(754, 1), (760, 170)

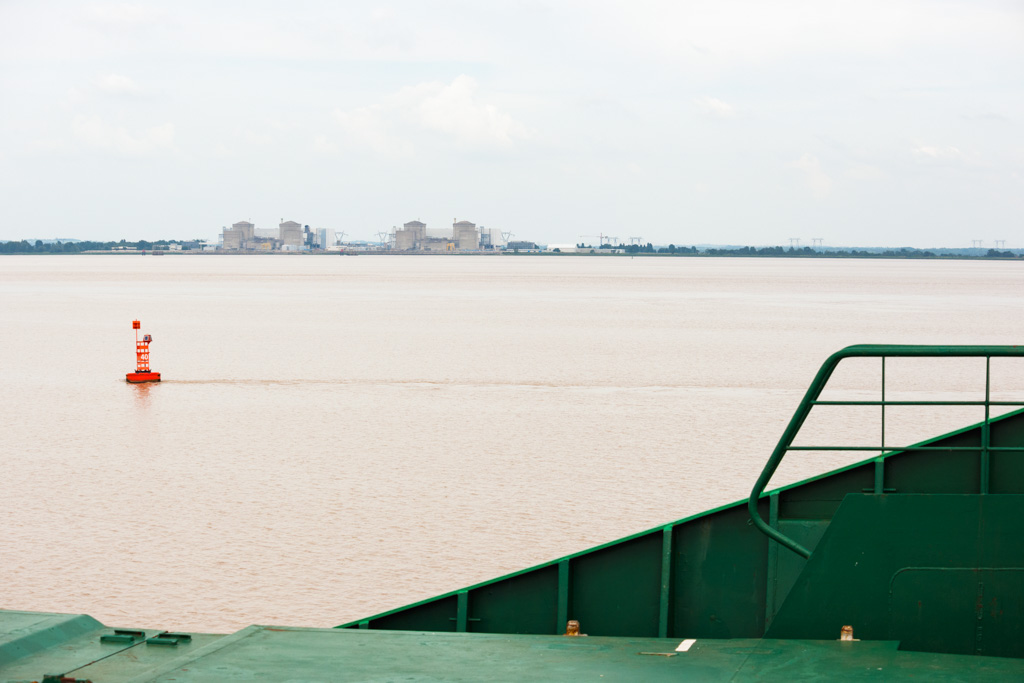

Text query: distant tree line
(556, 243), (1023, 259)
(685, 246), (1021, 259)
(577, 243), (700, 254)
(0, 239), (192, 254)
(3, 239), (1021, 259)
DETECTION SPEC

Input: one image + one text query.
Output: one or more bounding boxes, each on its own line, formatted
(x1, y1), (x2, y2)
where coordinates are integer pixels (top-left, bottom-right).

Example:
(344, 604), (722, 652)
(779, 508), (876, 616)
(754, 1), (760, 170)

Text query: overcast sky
(1, 1), (1021, 246)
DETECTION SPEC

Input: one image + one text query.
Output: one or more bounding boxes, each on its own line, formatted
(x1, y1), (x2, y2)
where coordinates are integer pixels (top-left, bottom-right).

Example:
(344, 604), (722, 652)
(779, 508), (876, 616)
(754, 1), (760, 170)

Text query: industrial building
(221, 219), (312, 251)
(394, 221), (426, 250)
(219, 216), (507, 253)
(221, 221), (255, 250)
(392, 219), (505, 252)
(279, 221), (303, 249)
(453, 220), (478, 250)
(316, 228), (336, 249)
(478, 227), (505, 249)
(222, 230), (242, 250)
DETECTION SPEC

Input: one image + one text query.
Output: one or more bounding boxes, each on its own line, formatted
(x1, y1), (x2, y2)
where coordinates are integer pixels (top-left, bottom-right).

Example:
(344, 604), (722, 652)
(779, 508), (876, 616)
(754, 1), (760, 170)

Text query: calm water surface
(2, 255), (1022, 631)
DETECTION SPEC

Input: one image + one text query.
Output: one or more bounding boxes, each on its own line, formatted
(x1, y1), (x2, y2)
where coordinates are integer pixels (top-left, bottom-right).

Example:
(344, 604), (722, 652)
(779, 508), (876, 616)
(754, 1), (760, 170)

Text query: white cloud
(64, 87), (87, 107)
(73, 116), (175, 156)
(788, 153), (832, 197)
(311, 135), (336, 155)
(95, 74), (139, 95)
(695, 96), (736, 119)
(415, 76), (529, 147)
(584, 1), (1023, 71)
(847, 163), (886, 181)
(334, 75), (529, 156)
(29, 138), (65, 152)
(87, 3), (165, 26)
(912, 145), (963, 161)
(334, 104), (414, 157)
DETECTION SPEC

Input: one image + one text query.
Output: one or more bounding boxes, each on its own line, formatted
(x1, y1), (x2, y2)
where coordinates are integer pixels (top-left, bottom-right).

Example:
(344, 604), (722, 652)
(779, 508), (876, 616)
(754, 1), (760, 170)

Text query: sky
(1, 1), (1021, 247)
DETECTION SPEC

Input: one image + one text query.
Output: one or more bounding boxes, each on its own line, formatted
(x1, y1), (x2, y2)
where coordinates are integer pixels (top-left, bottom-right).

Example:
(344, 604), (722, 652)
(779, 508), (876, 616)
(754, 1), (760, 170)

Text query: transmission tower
(789, 238), (801, 248)
(972, 239), (983, 248)
(629, 237), (643, 245)
(995, 240), (1006, 249)
(811, 238), (823, 248)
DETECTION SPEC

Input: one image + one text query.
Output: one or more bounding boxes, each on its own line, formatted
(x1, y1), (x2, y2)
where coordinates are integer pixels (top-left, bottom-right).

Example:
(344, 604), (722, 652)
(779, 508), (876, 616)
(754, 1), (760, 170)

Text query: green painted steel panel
(765, 494), (1024, 658)
(990, 416), (1024, 494)
(890, 568), (1024, 657)
(570, 533), (663, 637)
(368, 594), (459, 632)
(885, 433), (982, 494)
(671, 503), (769, 639)
(467, 564), (559, 634)
(0, 612), (102, 667)
(771, 519), (828, 622)
(0, 611), (223, 682)
(777, 463), (876, 519)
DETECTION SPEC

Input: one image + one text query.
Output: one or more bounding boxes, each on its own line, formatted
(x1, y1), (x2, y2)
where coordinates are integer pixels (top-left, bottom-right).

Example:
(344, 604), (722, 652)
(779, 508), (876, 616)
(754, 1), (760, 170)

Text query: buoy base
(126, 372), (161, 383)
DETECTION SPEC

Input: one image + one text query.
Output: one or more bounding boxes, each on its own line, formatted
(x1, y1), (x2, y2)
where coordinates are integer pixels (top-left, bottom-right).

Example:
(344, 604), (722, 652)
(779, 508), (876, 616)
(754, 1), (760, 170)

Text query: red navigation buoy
(126, 319), (161, 383)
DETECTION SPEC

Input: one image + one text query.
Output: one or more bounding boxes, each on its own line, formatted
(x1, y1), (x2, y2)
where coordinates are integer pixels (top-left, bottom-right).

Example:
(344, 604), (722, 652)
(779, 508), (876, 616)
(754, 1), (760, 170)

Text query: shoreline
(1, 250), (1019, 261)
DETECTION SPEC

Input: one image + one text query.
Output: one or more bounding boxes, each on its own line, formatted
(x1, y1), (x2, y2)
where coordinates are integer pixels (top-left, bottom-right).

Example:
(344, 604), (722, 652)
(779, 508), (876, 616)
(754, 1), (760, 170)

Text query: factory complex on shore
(220, 219), (535, 253)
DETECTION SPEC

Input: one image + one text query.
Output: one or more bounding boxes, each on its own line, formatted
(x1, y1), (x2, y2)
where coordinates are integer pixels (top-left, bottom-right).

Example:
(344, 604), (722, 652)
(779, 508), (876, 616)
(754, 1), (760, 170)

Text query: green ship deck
(3, 346), (1023, 680)
(2, 611), (1024, 682)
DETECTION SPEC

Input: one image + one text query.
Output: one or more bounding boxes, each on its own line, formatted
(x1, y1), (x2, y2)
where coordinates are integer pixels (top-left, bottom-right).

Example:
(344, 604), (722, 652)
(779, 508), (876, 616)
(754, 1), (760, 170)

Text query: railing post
(873, 457), (885, 494)
(981, 357), (991, 494)
(764, 492), (781, 627)
(881, 356), (886, 453)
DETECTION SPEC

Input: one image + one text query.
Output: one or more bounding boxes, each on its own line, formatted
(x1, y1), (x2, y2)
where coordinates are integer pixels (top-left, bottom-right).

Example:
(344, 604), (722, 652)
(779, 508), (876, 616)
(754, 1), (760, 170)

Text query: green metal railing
(748, 345), (1024, 558)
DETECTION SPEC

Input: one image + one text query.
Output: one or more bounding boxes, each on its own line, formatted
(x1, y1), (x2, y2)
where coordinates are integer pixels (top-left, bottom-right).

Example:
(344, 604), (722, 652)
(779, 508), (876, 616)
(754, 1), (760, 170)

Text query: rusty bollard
(563, 620), (587, 636)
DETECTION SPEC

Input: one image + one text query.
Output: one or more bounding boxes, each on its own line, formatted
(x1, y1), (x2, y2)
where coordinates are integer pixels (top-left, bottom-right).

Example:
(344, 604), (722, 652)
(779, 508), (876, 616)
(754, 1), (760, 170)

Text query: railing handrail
(748, 344), (1024, 558)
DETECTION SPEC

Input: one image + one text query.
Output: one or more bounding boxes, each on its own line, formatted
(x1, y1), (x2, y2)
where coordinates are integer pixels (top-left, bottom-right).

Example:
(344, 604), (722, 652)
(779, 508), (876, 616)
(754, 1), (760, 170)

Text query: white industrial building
(316, 228), (335, 249)
(479, 227), (506, 249)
